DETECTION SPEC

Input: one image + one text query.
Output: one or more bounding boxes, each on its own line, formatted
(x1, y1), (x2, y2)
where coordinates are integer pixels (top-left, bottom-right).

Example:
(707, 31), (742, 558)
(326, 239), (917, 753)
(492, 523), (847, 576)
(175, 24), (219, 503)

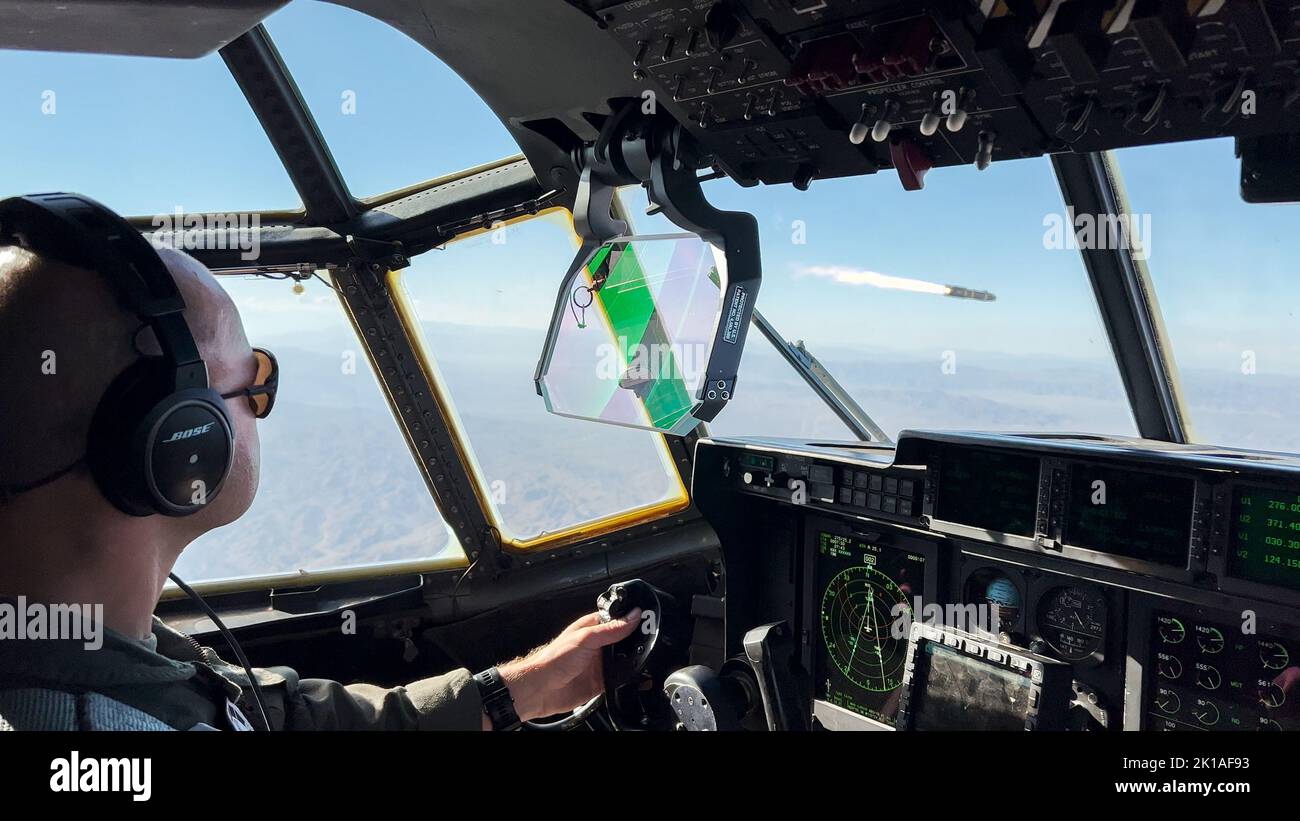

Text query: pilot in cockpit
(0, 219), (640, 731)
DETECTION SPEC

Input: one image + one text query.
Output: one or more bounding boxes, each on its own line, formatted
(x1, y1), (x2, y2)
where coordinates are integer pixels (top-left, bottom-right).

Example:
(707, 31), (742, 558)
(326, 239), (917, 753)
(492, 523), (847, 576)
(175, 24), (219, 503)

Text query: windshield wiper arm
(749, 309), (893, 446)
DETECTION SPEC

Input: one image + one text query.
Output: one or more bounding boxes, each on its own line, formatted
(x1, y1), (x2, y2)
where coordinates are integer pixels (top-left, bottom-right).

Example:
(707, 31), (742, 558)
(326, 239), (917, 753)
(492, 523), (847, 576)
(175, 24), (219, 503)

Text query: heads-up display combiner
(535, 115), (761, 436)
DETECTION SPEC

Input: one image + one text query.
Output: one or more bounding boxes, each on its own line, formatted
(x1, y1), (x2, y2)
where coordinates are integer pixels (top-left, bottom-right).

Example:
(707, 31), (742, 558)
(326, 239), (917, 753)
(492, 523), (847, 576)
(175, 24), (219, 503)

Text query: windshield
(629, 157), (1137, 441)
(1113, 139), (1300, 454)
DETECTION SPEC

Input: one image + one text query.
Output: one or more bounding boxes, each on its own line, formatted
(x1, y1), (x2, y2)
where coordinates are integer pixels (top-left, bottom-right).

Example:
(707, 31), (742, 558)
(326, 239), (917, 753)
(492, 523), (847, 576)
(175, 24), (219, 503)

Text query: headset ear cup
(142, 388), (233, 516)
(87, 359), (165, 516)
(86, 360), (234, 517)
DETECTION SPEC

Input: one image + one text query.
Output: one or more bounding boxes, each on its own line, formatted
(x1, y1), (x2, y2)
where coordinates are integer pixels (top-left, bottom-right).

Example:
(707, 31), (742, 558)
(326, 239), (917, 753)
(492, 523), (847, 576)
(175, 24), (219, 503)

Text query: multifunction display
(1064, 465), (1193, 567)
(815, 531), (927, 727)
(1230, 485), (1300, 592)
(910, 643), (1033, 731)
(934, 447), (1039, 537)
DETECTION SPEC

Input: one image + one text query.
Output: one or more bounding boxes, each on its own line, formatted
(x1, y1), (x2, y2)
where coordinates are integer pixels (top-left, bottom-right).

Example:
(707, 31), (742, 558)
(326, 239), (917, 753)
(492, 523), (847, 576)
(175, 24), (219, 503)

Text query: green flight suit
(0, 612), (484, 731)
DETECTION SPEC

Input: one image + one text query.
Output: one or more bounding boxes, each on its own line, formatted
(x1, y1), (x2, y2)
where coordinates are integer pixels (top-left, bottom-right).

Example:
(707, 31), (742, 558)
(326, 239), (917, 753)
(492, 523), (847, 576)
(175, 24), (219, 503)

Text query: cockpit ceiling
(8, 1), (1300, 196)
(0, 1), (291, 58)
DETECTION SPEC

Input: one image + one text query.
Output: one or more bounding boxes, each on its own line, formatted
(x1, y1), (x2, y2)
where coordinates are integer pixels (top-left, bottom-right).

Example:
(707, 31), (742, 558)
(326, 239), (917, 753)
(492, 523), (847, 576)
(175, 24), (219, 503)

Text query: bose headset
(0, 192), (234, 517)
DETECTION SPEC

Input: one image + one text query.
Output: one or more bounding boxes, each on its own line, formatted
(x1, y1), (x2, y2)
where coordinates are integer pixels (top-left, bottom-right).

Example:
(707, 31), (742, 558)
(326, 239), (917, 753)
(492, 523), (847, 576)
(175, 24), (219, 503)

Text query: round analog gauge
(820, 565), (912, 693)
(1260, 681), (1286, 709)
(1196, 626), (1225, 655)
(1158, 616), (1186, 645)
(1191, 698), (1220, 728)
(1196, 664), (1222, 691)
(1153, 688), (1180, 715)
(963, 568), (1022, 634)
(1037, 586), (1107, 662)
(1260, 641), (1290, 670)
(1157, 654), (1183, 680)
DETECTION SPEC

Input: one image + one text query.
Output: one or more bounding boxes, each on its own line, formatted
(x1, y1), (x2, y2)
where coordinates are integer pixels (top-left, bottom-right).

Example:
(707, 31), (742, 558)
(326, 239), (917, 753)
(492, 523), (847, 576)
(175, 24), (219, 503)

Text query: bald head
(0, 243), (260, 525)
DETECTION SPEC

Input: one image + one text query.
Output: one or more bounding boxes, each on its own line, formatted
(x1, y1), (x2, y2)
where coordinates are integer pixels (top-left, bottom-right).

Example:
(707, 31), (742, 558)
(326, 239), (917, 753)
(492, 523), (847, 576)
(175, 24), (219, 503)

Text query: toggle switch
(920, 92), (944, 137)
(947, 88), (974, 132)
(793, 164), (817, 192)
(706, 65), (723, 94)
(975, 130), (997, 171)
(848, 103), (872, 145)
(684, 26), (702, 56)
(871, 99), (900, 143)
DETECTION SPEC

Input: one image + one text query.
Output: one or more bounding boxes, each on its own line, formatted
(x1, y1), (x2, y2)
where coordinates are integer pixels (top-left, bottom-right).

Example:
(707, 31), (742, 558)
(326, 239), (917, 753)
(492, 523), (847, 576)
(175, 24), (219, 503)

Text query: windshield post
(1051, 151), (1191, 443)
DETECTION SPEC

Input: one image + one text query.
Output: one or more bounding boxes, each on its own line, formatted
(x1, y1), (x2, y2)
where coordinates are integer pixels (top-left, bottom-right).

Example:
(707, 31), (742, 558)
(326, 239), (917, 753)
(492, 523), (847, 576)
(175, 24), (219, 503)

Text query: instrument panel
(692, 429), (1300, 731)
(588, 0), (1300, 188)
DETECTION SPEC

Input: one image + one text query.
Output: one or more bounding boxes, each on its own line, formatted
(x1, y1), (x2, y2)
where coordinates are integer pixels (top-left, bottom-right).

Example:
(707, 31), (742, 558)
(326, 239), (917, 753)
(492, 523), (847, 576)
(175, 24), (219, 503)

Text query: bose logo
(163, 423), (215, 443)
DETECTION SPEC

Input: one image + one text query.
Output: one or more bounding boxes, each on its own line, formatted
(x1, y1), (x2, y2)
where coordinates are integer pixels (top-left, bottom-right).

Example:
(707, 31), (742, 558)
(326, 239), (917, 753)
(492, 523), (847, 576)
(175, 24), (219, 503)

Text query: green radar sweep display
(815, 530), (928, 726)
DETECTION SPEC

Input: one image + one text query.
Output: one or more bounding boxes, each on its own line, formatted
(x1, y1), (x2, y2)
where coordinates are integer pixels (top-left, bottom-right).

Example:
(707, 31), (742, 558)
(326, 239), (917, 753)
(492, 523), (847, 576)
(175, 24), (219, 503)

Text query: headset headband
(0, 192), (208, 392)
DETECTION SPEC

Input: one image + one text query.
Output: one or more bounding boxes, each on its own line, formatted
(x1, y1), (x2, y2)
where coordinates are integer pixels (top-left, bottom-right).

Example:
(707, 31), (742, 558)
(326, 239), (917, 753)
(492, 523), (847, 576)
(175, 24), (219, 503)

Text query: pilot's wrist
(473, 665), (525, 731)
(496, 658), (544, 723)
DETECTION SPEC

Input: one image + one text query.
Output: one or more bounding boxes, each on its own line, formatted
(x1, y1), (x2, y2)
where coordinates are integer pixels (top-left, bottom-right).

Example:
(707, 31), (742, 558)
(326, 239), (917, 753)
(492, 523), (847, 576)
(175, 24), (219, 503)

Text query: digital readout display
(1230, 485), (1300, 592)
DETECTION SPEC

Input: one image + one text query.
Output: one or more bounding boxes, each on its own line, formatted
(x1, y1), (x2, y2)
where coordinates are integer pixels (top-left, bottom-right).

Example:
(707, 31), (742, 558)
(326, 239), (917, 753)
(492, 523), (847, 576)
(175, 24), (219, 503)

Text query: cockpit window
(628, 161), (1137, 441)
(264, 1), (523, 199)
(1114, 139), (1300, 454)
(176, 276), (464, 583)
(394, 210), (689, 547)
(0, 47), (300, 215)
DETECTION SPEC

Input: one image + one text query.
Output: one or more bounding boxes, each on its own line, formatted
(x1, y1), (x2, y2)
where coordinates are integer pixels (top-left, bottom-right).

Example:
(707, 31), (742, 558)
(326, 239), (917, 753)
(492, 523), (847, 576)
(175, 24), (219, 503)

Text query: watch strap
(473, 667), (521, 731)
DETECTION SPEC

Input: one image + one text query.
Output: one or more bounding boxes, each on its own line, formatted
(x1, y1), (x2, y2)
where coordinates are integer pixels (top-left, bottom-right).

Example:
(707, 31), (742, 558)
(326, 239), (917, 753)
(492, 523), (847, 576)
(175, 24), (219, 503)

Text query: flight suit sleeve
(153, 620), (485, 730)
(255, 666), (485, 731)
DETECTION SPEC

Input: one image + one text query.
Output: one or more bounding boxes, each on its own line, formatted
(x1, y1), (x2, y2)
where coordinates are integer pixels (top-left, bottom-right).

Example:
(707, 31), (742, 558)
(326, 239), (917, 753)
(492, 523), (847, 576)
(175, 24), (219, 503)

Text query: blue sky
(1, 0), (1296, 417)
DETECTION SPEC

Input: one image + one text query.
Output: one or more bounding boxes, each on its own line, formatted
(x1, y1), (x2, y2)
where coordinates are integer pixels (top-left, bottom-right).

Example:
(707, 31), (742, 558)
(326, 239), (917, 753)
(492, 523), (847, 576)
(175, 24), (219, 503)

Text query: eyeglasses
(221, 347), (278, 419)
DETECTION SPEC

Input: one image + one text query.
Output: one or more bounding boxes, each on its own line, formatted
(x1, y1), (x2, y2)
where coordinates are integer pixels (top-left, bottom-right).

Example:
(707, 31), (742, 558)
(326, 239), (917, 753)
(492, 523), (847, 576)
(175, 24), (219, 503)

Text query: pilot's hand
(491, 608), (642, 728)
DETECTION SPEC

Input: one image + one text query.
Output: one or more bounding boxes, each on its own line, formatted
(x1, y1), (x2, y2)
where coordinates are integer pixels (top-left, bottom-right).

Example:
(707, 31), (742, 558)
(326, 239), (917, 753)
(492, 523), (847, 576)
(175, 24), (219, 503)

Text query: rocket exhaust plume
(799, 265), (995, 302)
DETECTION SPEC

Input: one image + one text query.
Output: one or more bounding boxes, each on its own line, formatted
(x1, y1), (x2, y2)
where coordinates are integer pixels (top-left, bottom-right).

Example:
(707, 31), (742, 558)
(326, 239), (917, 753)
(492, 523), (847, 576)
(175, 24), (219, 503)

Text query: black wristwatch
(473, 667), (521, 731)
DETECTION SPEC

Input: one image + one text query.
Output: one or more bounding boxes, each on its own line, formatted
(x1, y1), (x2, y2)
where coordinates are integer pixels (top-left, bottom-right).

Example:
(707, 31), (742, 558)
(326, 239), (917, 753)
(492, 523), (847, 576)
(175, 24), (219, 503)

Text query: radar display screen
(911, 643), (1033, 731)
(934, 446), (1039, 537)
(1229, 485), (1300, 592)
(1146, 611), (1300, 731)
(815, 531), (927, 726)
(1064, 465), (1193, 567)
